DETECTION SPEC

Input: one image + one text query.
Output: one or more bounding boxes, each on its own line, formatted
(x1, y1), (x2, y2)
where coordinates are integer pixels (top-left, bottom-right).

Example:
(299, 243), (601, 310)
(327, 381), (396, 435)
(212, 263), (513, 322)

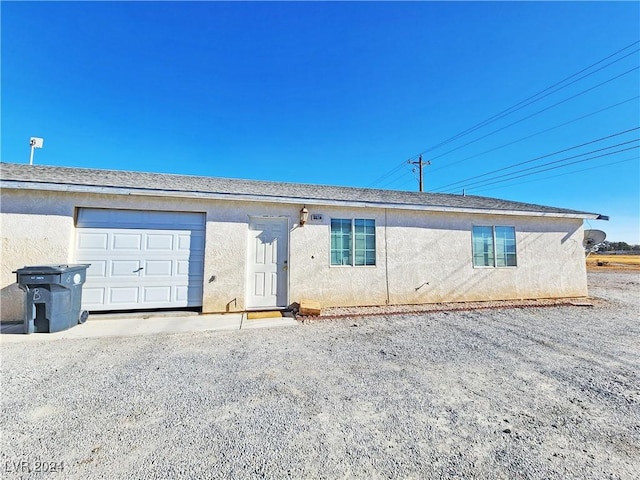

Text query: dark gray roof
(0, 162), (606, 219)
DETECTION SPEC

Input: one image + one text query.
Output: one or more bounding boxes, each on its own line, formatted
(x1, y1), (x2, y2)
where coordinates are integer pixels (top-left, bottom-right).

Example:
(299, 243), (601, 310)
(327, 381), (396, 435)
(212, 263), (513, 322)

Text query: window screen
(472, 226), (516, 268)
(331, 219), (375, 266)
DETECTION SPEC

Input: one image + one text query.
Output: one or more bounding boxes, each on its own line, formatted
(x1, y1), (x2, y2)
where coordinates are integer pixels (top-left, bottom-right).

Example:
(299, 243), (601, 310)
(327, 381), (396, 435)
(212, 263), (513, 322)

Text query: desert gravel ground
(1, 270), (639, 479)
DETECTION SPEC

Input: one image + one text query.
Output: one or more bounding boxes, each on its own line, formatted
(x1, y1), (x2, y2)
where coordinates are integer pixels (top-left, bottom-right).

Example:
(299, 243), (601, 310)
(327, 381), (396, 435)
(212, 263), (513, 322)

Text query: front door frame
(245, 216), (290, 310)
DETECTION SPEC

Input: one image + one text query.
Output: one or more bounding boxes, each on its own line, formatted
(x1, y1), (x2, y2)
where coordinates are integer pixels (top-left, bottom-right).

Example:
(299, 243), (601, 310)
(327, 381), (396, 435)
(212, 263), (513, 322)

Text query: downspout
(384, 208), (390, 305)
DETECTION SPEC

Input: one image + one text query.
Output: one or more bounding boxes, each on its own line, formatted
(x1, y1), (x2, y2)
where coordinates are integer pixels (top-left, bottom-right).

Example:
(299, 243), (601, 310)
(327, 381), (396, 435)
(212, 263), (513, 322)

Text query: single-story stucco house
(0, 162), (607, 322)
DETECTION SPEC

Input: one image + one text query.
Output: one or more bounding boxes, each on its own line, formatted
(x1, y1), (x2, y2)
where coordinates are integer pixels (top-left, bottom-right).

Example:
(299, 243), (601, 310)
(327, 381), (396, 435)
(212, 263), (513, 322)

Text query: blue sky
(2, 1), (639, 242)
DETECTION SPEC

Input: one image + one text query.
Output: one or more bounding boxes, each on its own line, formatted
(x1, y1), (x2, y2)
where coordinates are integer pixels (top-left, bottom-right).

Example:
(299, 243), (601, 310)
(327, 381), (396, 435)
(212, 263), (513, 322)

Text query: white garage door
(75, 209), (205, 311)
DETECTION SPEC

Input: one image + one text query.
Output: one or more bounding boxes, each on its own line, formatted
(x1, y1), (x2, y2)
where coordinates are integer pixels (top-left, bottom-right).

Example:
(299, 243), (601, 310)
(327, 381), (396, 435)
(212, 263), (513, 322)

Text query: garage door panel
(112, 233), (142, 250)
(77, 232), (109, 250)
(146, 234), (174, 250)
(86, 261), (107, 277)
(144, 260), (173, 276)
(83, 288), (105, 305)
(176, 286), (189, 302)
(176, 260), (189, 276)
(181, 232), (205, 249)
(143, 286), (172, 303)
(76, 209), (205, 311)
(176, 260), (204, 276)
(178, 235), (190, 251)
(77, 209), (204, 230)
(111, 260), (141, 277)
(109, 287), (140, 305)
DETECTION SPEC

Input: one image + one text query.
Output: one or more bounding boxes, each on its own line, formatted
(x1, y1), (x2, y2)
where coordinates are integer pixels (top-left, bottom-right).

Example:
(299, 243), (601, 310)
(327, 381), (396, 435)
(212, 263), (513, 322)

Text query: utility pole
(409, 155), (431, 192)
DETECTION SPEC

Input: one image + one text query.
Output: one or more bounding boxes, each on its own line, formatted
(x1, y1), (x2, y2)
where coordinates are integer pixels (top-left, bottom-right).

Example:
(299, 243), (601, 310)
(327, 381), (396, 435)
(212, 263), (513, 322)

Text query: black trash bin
(13, 264), (91, 334)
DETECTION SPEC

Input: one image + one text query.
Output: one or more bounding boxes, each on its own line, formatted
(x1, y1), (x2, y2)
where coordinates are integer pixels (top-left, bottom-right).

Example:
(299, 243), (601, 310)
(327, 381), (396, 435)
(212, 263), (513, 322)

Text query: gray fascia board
(0, 180), (604, 220)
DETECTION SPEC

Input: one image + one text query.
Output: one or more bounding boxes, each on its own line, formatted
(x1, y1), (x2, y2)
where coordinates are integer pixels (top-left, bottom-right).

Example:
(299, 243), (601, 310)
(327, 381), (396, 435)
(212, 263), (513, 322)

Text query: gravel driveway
(1, 271), (639, 479)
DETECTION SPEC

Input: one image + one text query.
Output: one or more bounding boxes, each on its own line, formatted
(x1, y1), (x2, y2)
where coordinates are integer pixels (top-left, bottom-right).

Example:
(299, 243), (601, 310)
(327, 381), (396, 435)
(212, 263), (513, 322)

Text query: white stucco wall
(0, 187), (588, 321)
(288, 206), (587, 307)
(289, 206), (390, 307)
(0, 189), (300, 320)
(1, 191), (76, 321)
(383, 210), (586, 304)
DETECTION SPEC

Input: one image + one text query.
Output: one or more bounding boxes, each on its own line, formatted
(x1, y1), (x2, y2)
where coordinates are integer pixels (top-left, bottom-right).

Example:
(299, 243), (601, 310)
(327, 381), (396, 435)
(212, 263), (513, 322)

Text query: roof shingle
(0, 162), (605, 219)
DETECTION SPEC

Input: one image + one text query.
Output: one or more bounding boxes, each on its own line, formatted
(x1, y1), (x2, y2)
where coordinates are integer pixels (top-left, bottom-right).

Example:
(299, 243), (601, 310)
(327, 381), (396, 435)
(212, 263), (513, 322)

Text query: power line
(471, 156), (639, 195)
(369, 155), (431, 190)
(421, 47), (639, 158)
(366, 159), (410, 187)
(459, 143), (639, 192)
(428, 66), (639, 169)
(372, 164), (413, 189)
(378, 168), (416, 190)
(407, 40), (640, 161)
(467, 146), (638, 192)
(432, 127), (640, 192)
(443, 139), (639, 192)
(370, 40), (640, 192)
(426, 95), (639, 180)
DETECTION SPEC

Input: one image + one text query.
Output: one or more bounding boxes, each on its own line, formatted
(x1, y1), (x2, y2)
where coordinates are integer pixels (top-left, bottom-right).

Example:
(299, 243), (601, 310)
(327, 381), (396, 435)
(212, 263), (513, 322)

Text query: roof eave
(0, 180), (605, 220)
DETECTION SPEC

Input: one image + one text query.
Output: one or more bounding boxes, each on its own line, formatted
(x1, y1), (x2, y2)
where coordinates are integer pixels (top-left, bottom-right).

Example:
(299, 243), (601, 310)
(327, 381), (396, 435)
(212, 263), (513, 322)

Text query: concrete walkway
(0, 312), (298, 343)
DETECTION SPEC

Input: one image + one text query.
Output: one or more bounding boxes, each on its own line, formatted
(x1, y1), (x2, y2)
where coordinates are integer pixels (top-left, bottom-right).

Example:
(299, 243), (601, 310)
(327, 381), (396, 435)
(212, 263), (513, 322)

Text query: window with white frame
(330, 219), (376, 266)
(472, 226), (517, 267)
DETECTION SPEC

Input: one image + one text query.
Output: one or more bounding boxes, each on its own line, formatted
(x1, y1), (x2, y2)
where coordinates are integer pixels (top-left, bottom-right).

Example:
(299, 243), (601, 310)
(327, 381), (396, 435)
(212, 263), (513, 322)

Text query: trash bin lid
(13, 264), (91, 274)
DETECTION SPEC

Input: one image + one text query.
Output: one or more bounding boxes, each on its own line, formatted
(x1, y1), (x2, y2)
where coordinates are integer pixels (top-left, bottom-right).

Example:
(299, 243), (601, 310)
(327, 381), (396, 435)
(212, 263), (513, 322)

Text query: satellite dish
(583, 229), (606, 254)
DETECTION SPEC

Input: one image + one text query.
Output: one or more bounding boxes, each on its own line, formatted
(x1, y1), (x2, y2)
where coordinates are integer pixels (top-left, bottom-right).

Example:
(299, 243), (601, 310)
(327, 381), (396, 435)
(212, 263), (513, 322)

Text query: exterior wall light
(299, 206), (309, 226)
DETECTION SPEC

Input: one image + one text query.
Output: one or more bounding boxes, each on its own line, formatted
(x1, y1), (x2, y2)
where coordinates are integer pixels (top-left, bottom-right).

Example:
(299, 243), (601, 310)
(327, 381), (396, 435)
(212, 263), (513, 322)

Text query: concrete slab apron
(0, 312), (297, 342)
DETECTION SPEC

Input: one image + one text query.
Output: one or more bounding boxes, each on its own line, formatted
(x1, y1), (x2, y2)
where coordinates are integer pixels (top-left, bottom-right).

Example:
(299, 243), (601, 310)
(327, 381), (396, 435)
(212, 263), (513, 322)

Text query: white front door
(247, 217), (288, 309)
